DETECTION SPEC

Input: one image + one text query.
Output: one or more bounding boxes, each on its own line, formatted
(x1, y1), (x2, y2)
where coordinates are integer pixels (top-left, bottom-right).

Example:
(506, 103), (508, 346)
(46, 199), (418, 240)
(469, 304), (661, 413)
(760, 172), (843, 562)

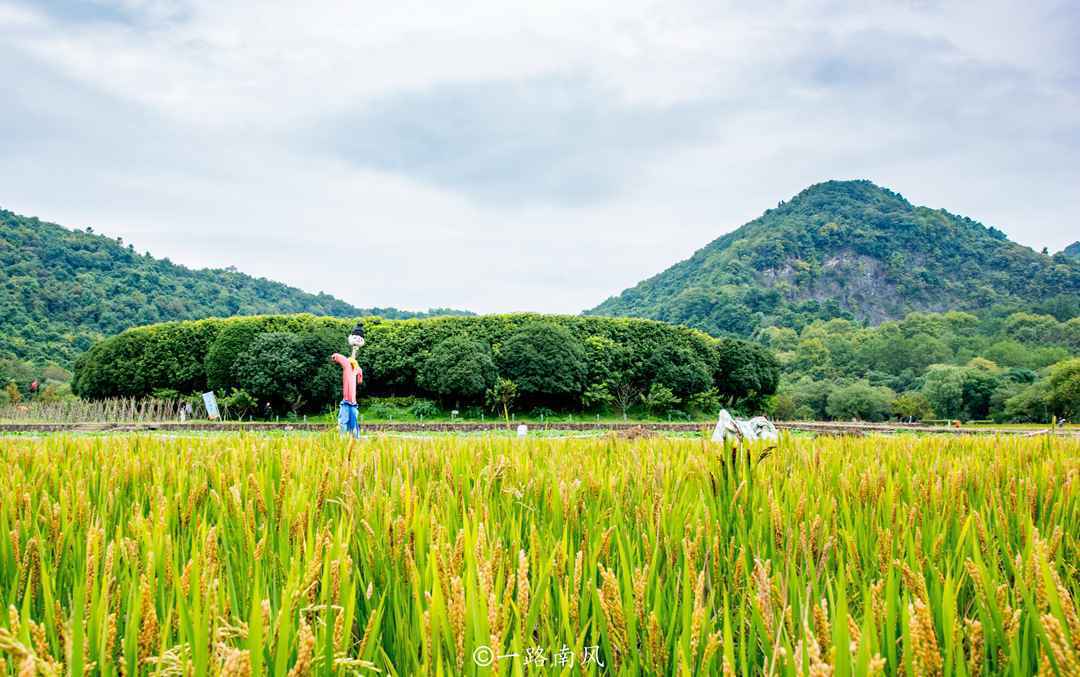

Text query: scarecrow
(331, 321), (365, 438)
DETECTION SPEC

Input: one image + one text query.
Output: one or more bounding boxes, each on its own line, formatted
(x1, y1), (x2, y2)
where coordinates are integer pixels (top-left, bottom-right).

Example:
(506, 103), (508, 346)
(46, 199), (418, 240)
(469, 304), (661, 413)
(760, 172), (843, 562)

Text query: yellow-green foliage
(0, 433), (1078, 675)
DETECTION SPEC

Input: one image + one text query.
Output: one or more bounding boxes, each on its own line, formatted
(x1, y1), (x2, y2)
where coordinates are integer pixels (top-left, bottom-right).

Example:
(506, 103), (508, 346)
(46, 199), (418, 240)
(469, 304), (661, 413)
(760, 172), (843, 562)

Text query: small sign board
(517, 424), (528, 437)
(202, 391), (220, 420)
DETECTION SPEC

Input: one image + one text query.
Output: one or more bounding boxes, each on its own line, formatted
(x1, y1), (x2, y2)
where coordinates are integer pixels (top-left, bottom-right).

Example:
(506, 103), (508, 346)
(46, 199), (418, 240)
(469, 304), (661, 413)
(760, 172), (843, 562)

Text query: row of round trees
(73, 313), (779, 415)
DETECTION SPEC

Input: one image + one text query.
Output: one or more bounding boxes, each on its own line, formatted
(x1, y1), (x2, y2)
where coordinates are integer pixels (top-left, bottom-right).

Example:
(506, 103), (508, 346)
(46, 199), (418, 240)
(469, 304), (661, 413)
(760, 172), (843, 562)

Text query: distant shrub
(419, 335), (496, 405)
(892, 391), (933, 421)
(366, 401), (404, 419)
(826, 381), (895, 422)
(408, 399), (441, 419)
(497, 323), (587, 404)
(151, 388), (182, 401)
(221, 388), (257, 419)
(687, 388), (720, 415)
(642, 384), (680, 415)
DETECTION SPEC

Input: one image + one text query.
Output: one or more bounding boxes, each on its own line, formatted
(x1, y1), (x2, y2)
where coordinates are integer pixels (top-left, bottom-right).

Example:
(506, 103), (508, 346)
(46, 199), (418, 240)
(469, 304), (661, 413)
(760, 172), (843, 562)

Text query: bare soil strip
(0, 420), (1076, 436)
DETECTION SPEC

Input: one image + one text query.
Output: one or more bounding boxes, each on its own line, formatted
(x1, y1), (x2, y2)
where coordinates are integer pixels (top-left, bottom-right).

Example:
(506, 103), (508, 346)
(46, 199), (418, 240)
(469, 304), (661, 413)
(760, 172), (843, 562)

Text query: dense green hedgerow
(72, 313), (779, 414)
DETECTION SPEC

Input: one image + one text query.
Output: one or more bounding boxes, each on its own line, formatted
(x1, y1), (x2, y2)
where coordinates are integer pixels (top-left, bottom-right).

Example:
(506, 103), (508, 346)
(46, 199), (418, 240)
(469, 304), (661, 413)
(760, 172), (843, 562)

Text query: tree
(794, 338), (831, 379)
(892, 391), (933, 421)
(221, 388), (257, 419)
(0, 359), (35, 391)
(1047, 358), (1080, 420)
(919, 362), (1002, 421)
(1003, 313), (1061, 345)
(41, 365), (72, 382)
(959, 360), (1002, 420)
(485, 378), (518, 424)
(825, 381), (894, 421)
(643, 343), (712, 399)
(4, 382), (20, 405)
(983, 340), (1036, 369)
(496, 322), (587, 403)
(641, 383), (680, 415)
(610, 378), (641, 421)
(582, 335), (627, 386)
(581, 382), (614, 411)
(782, 377), (835, 420)
(232, 332), (329, 415)
(922, 365), (966, 420)
(206, 321), (265, 392)
(1003, 380), (1052, 422)
(687, 387), (721, 415)
(756, 326), (798, 352)
(714, 338), (780, 411)
(1064, 318), (1080, 351)
(769, 392), (798, 420)
(38, 382), (68, 403)
(419, 336), (497, 406)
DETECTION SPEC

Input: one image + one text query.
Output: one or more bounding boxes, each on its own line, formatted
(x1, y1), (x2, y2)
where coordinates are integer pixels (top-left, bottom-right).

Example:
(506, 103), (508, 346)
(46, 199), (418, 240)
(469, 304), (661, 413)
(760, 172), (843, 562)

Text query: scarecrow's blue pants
(338, 400), (360, 438)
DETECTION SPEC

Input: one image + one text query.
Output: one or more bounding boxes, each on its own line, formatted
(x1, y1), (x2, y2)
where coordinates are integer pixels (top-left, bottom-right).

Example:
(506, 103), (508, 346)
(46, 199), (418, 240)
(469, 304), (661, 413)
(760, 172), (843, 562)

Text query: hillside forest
(764, 311), (1079, 423)
(0, 208), (470, 365)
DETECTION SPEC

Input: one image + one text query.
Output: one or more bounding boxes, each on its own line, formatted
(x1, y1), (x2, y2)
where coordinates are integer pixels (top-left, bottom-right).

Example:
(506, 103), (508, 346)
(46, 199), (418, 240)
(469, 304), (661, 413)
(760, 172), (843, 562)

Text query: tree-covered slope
(587, 180), (1080, 336)
(0, 208), (470, 364)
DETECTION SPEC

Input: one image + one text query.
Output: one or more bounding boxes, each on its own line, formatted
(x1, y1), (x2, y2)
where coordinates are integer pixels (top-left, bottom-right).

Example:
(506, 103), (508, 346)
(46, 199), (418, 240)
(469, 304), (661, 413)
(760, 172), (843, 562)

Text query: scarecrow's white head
(348, 321), (366, 350)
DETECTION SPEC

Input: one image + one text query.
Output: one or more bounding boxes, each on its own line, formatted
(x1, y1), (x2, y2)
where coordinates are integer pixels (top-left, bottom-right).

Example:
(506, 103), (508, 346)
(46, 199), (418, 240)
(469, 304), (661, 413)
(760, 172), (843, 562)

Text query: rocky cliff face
(759, 250), (955, 325)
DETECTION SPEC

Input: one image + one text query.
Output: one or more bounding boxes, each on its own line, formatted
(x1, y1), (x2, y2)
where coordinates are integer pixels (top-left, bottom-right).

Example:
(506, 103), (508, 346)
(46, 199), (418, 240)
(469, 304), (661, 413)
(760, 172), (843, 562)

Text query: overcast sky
(3, 1), (1078, 313)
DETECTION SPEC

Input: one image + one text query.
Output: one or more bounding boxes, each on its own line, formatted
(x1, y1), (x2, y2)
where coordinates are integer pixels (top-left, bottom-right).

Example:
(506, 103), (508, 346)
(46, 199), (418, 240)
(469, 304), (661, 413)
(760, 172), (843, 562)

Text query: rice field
(0, 433), (1077, 676)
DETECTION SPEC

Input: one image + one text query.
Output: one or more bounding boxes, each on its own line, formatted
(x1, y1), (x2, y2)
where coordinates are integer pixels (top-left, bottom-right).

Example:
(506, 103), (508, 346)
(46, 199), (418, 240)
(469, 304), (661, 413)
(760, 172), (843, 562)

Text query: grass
(0, 432), (1078, 675)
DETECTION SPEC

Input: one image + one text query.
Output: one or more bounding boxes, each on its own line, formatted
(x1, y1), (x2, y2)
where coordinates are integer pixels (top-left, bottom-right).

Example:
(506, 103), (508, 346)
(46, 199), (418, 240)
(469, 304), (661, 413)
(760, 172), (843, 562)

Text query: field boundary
(1, 420), (1076, 437)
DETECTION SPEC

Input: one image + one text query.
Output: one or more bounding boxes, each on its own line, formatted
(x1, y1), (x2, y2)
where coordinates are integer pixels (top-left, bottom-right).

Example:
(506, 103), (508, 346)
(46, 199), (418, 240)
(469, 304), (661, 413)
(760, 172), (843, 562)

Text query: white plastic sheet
(712, 409), (778, 443)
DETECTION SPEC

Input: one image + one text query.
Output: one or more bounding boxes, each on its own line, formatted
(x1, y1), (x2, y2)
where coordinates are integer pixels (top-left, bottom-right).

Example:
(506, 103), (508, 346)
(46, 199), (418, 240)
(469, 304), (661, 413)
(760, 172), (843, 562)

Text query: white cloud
(2, 0), (1077, 314)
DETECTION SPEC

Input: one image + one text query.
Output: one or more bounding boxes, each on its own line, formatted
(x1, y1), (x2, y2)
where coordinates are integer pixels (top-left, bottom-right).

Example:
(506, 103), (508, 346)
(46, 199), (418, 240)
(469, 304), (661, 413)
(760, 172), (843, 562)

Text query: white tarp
(202, 391), (220, 420)
(712, 409), (778, 443)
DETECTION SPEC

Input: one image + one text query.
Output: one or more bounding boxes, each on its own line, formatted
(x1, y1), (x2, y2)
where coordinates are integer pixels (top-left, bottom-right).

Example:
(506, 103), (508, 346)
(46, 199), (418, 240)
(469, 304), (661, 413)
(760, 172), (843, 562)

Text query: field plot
(1, 433), (1078, 675)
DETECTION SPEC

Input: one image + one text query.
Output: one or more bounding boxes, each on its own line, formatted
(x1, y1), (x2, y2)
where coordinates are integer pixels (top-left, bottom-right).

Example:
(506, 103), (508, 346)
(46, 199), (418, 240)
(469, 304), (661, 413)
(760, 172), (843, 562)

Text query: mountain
(0, 208), (471, 364)
(1063, 241), (1080, 261)
(587, 180), (1080, 336)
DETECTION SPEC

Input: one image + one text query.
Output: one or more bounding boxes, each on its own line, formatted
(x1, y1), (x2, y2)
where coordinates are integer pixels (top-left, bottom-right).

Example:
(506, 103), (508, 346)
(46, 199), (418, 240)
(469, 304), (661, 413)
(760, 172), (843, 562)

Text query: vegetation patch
(0, 432), (1077, 674)
(71, 313), (779, 418)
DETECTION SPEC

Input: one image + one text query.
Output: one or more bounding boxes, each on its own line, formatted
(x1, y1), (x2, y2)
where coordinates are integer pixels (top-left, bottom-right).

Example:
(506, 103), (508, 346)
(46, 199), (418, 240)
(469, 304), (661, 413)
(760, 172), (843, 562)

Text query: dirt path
(1, 420), (1076, 437)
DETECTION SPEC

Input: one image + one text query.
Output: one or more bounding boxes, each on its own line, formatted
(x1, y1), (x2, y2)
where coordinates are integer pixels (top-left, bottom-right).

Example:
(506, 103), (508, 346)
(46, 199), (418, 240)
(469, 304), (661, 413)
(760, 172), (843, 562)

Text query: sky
(2, 0), (1078, 314)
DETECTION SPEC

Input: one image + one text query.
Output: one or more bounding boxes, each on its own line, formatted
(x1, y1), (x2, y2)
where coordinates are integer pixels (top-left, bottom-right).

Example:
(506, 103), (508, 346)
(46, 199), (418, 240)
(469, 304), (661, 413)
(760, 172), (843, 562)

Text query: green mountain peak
(586, 181), (1079, 336)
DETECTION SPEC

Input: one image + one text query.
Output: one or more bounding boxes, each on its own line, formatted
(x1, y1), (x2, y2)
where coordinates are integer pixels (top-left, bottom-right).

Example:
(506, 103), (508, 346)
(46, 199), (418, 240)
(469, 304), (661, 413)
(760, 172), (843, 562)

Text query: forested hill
(587, 180), (1080, 337)
(0, 208), (470, 364)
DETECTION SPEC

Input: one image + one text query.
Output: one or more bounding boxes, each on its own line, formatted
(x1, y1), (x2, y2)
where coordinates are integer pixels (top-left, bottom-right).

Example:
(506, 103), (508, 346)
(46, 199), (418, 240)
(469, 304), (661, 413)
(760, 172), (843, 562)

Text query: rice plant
(0, 432), (1077, 675)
